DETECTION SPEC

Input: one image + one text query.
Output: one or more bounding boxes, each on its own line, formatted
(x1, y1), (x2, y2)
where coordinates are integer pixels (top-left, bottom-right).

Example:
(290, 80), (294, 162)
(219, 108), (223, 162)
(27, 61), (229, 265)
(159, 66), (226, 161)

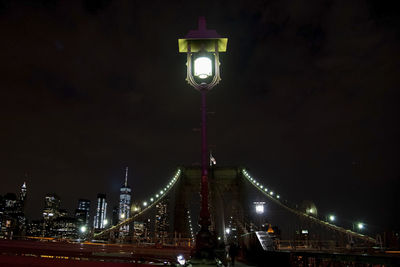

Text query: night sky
(1, 0), (399, 232)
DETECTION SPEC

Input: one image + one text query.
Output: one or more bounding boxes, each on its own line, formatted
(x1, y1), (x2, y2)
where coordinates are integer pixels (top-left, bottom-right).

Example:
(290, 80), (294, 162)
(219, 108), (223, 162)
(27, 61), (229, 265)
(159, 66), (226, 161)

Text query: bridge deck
(0, 239), (190, 266)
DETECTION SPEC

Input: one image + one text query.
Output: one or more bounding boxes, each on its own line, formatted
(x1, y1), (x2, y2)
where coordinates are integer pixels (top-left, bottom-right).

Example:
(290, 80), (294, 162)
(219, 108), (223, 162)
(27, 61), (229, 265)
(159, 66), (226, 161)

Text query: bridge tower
(173, 166), (245, 240)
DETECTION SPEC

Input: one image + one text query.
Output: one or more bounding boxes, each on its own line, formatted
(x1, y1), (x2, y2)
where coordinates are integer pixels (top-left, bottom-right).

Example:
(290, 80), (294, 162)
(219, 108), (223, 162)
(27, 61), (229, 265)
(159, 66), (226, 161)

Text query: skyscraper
(155, 198), (169, 242)
(43, 194), (61, 220)
(119, 167), (131, 235)
(20, 182), (27, 206)
(1, 193), (23, 238)
(75, 199), (90, 227)
(94, 193), (107, 229)
(42, 194), (61, 236)
(0, 182), (28, 238)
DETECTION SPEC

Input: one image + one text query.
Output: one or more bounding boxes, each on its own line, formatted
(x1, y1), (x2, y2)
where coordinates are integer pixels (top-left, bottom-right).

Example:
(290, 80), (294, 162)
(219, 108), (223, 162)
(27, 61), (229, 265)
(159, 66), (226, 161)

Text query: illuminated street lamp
(352, 222), (365, 232)
(80, 225), (87, 233)
(79, 225), (88, 241)
(254, 201), (265, 229)
(179, 17), (228, 256)
(254, 202), (265, 215)
(179, 17), (227, 91)
(327, 214), (336, 222)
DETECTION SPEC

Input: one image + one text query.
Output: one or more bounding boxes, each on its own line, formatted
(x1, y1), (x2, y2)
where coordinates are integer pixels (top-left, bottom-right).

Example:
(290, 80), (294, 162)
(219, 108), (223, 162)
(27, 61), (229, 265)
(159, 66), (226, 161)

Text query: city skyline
(0, 0), (399, 233)
(1, 167), (137, 222)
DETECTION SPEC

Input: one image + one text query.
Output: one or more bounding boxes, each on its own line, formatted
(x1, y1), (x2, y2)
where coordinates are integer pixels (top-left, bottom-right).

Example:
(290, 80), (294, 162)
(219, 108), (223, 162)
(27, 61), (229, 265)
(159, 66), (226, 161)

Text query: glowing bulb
(255, 204), (264, 214)
(177, 255), (186, 265)
(143, 201), (147, 206)
(194, 56), (212, 79)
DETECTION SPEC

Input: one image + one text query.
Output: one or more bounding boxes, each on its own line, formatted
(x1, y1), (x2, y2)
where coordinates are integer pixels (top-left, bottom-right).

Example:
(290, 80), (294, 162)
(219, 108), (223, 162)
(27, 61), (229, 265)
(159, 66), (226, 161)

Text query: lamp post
(178, 17), (228, 256)
(254, 201), (265, 230)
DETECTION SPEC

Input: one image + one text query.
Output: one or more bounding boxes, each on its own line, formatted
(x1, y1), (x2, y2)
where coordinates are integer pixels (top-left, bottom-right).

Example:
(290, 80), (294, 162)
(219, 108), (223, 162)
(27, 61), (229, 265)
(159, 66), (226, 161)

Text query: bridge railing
(278, 239), (351, 251)
(120, 237), (194, 248)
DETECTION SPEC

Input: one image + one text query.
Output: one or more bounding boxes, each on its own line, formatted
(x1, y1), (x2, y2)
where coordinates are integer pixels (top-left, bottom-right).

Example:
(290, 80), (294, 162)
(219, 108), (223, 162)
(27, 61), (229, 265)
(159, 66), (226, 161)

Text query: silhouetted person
(228, 242), (239, 266)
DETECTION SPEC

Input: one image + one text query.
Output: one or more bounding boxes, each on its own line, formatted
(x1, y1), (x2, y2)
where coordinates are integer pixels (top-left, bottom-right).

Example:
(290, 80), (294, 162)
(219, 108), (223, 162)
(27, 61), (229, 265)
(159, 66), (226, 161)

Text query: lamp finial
(198, 16), (206, 31)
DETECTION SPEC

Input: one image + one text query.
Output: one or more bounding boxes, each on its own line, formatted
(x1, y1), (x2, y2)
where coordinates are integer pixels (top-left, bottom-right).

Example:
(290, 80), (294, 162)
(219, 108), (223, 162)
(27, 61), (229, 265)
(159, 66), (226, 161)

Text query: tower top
(124, 167), (128, 187)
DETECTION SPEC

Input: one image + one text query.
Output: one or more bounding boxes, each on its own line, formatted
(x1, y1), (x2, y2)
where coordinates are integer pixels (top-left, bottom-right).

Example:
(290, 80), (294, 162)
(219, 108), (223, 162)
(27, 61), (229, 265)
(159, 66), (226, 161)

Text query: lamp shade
(178, 17), (228, 53)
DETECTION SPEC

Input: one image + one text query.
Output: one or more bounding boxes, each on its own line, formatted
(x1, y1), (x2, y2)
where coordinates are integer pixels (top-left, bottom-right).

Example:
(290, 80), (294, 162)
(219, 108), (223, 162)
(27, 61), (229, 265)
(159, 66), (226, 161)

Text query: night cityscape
(0, 0), (399, 266)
